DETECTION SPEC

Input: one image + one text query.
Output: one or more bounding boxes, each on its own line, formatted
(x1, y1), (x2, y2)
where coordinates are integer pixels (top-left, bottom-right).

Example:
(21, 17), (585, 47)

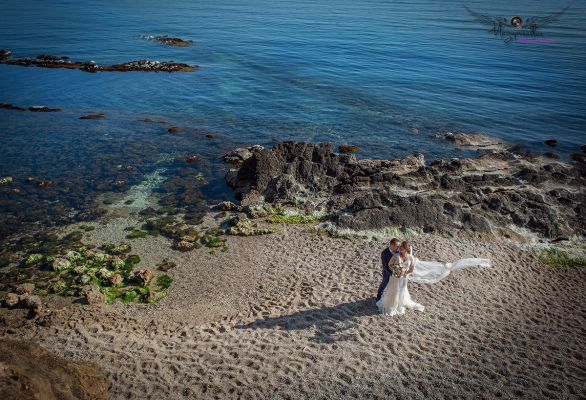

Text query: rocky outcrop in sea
(224, 134), (586, 240)
(0, 53), (197, 72)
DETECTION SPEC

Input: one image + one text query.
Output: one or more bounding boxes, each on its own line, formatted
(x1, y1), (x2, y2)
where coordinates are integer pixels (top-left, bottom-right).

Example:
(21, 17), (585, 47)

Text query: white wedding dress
(376, 253), (491, 316)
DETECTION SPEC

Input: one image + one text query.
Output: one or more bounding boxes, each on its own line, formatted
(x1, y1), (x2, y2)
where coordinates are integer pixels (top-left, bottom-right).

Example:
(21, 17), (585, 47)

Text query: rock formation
(0, 52), (197, 72)
(224, 134), (585, 239)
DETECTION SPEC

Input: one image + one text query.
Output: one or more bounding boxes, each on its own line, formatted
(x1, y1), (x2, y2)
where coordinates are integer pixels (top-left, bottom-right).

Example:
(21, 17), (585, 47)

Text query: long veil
(410, 257), (491, 284)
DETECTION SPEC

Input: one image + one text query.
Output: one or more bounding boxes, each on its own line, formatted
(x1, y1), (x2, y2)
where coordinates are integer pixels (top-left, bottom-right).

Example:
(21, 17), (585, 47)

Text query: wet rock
(79, 112), (105, 120)
(110, 274), (123, 286)
(185, 155), (202, 163)
(228, 214), (275, 236)
(0, 176), (13, 185)
(581, 145), (586, 153)
(217, 201), (240, 211)
(101, 243), (131, 255)
(338, 145), (360, 153)
(543, 139), (558, 147)
(28, 106), (61, 112)
(24, 295), (42, 315)
(571, 153), (586, 162)
(151, 35), (193, 47)
(99, 59), (196, 72)
(168, 126), (182, 134)
(175, 240), (197, 252)
(157, 259), (176, 271)
(0, 103), (25, 111)
(36, 180), (54, 188)
(0, 54), (197, 73)
(3, 292), (19, 307)
(134, 269), (154, 285)
(82, 285), (105, 305)
(223, 145), (264, 165)
(15, 283), (34, 295)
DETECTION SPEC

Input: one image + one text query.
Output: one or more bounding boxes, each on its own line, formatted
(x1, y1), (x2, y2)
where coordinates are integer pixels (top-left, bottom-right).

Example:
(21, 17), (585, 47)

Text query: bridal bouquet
(390, 263), (409, 278)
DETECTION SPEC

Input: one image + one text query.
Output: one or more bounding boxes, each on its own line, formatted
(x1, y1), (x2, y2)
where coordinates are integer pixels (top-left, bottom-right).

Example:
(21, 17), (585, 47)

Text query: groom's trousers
(377, 248), (394, 301)
(376, 267), (391, 301)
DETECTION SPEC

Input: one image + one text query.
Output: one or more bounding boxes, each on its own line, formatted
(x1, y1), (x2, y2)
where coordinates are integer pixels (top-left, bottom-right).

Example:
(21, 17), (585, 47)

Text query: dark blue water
(0, 0), (585, 238)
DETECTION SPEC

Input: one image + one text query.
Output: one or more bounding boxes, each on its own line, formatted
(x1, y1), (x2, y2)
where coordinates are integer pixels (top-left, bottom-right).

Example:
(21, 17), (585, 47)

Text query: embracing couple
(375, 238), (492, 316)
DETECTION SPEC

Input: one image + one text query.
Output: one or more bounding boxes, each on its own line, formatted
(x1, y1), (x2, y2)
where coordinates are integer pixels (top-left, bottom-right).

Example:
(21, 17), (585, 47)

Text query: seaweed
(126, 230), (149, 239)
(538, 249), (586, 267)
(156, 274), (172, 290)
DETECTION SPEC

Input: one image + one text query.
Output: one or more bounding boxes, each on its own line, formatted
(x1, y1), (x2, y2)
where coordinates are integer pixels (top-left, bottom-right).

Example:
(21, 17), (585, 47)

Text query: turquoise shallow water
(0, 0), (585, 238)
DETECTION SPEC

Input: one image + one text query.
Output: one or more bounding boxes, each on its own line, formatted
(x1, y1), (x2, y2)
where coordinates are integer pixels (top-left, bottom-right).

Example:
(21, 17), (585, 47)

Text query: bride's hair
(401, 240), (410, 253)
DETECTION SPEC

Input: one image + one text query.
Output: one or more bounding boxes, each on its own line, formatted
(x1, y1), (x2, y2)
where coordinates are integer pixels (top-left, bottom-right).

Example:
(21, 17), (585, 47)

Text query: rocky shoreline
(224, 133), (586, 240)
(0, 52), (197, 72)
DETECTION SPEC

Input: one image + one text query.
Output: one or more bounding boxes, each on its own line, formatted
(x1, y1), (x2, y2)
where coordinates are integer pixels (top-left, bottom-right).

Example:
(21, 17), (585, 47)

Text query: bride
(376, 240), (491, 316)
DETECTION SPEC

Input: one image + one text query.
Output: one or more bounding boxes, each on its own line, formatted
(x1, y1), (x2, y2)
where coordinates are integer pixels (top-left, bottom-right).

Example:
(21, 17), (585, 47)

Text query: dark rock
(151, 35), (193, 47)
(79, 112), (105, 120)
(0, 54), (197, 73)
(571, 153), (586, 162)
(28, 106), (61, 112)
(0, 49), (11, 60)
(543, 139), (558, 147)
(217, 201), (240, 211)
(581, 145), (586, 153)
(36, 180), (54, 188)
(185, 155), (202, 163)
(82, 285), (105, 305)
(0, 102), (25, 111)
(168, 126), (181, 134)
(223, 136), (586, 239)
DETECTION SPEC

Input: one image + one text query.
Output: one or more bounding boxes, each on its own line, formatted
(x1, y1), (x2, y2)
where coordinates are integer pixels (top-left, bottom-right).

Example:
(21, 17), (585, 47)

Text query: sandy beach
(1, 219), (584, 399)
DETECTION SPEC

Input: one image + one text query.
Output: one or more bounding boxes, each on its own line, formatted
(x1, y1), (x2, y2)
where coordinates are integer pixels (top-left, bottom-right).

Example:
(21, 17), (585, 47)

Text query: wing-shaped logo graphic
(464, 4), (570, 43)
(464, 5), (508, 28)
(523, 5), (570, 29)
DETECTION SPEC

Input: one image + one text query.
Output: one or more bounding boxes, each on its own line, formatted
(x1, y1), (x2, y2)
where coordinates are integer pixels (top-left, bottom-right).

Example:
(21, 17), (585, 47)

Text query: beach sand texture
(2, 225), (584, 399)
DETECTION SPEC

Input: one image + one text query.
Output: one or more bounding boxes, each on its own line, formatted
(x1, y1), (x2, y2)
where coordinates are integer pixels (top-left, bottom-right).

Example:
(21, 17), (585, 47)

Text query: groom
(376, 238), (401, 302)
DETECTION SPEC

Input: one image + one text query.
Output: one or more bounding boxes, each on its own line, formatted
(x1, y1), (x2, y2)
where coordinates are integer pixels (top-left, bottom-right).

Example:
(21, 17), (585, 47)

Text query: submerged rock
(543, 139), (558, 147)
(0, 176), (13, 185)
(223, 137), (586, 239)
(79, 112), (105, 120)
(36, 180), (54, 188)
(185, 155), (202, 163)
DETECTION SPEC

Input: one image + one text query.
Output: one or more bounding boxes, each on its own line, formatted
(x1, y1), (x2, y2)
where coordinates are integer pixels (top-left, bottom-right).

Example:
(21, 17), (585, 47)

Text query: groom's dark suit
(376, 247), (398, 301)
